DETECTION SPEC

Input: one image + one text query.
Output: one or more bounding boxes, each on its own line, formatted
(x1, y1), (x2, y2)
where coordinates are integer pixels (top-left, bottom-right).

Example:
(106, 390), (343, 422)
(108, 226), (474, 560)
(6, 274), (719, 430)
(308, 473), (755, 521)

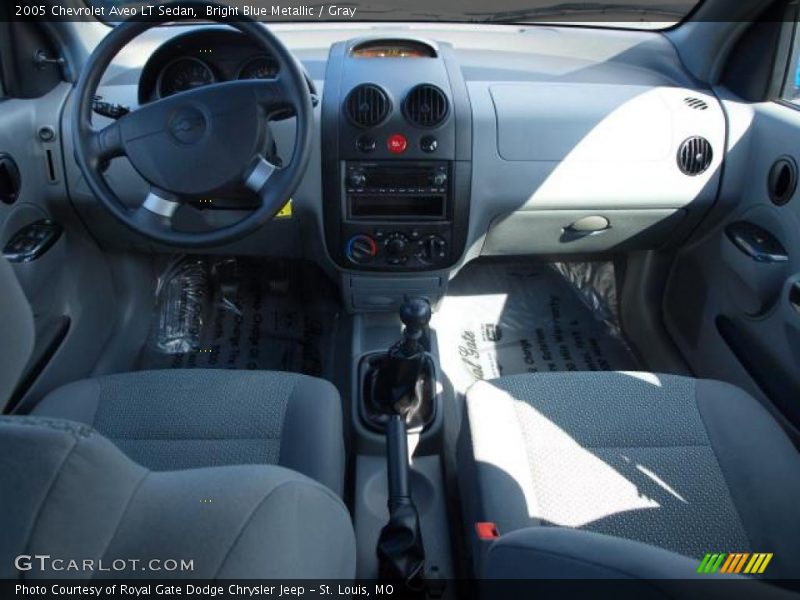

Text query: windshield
(86, 0), (704, 30)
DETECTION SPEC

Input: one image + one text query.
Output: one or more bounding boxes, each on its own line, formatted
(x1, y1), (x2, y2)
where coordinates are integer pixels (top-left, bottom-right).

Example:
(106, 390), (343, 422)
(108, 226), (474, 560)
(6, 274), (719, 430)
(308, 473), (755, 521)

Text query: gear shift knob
(400, 297), (431, 346)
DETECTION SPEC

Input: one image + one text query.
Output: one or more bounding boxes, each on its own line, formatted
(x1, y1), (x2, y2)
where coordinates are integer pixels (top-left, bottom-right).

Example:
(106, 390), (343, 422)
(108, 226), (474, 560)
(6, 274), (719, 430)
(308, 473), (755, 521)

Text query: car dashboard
(64, 22), (726, 310)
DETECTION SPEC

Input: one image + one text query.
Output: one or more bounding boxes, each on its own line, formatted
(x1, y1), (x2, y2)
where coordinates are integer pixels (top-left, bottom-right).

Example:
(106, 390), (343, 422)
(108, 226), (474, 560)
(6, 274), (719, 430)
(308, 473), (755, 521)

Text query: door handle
(725, 221), (788, 263)
(3, 220), (62, 263)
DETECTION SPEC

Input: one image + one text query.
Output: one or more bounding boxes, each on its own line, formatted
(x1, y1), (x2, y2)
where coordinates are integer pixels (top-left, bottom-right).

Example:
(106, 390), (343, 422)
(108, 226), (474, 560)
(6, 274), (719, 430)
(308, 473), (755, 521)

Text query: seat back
(0, 416), (357, 579)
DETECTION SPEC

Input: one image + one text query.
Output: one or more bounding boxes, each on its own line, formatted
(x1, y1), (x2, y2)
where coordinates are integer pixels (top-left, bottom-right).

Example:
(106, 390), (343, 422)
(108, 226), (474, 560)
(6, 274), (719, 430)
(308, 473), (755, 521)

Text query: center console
(321, 37), (472, 274)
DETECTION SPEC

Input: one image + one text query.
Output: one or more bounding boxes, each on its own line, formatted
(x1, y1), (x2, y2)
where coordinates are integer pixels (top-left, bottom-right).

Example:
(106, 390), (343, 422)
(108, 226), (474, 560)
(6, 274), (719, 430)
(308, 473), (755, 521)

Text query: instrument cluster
(154, 53), (279, 98)
(138, 29), (281, 103)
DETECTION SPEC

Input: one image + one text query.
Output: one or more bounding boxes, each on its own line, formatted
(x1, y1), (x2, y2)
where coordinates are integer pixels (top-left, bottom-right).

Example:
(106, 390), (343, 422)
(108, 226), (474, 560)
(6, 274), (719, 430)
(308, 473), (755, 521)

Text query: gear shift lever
(373, 297), (431, 416)
(399, 297), (431, 354)
(375, 298), (431, 588)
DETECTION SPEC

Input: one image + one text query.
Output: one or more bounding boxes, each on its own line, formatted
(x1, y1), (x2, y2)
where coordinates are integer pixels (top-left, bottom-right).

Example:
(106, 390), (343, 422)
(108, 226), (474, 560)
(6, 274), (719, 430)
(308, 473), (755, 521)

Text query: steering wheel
(72, 1), (314, 247)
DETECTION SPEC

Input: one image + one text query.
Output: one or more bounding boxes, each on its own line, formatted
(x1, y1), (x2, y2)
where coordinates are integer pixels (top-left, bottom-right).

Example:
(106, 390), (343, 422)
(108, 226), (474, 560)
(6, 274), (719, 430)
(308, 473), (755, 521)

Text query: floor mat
(434, 261), (640, 393)
(138, 257), (338, 377)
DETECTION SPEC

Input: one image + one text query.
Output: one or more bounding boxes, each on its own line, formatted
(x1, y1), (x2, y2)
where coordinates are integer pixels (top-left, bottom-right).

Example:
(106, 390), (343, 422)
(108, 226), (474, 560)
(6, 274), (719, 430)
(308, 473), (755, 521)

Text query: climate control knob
(346, 234), (377, 265)
(384, 232), (409, 257)
(417, 235), (447, 265)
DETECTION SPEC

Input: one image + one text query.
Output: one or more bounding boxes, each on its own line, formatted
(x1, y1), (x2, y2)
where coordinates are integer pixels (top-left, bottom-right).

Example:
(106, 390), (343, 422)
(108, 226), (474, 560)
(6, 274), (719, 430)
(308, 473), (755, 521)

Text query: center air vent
(403, 84), (449, 128)
(684, 97), (709, 110)
(345, 84), (390, 128)
(677, 137), (713, 176)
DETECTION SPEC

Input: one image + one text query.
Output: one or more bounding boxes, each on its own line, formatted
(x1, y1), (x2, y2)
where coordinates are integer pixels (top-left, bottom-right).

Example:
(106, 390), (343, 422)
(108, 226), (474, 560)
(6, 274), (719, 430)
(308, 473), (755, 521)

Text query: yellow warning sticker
(275, 199), (293, 219)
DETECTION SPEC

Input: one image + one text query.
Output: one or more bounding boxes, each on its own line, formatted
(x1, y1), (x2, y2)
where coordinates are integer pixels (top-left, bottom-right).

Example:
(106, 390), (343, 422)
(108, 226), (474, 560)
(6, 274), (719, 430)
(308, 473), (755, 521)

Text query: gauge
(157, 57), (216, 98)
(237, 56), (280, 80)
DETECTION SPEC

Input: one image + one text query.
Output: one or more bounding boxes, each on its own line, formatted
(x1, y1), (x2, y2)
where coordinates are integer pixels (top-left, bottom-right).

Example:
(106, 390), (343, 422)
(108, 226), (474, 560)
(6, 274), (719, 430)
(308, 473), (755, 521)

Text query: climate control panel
(344, 227), (450, 268)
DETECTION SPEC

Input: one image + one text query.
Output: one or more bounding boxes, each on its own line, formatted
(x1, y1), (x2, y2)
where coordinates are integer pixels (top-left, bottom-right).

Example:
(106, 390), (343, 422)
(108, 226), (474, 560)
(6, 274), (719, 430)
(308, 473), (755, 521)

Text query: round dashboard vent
(677, 136), (713, 176)
(345, 84), (390, 128)
(403, 84), (449, 128)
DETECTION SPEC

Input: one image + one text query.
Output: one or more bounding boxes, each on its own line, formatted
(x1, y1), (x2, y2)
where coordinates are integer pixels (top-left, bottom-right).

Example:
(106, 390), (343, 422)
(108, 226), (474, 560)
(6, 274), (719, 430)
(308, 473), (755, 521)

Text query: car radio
(344, 161), (449, 221)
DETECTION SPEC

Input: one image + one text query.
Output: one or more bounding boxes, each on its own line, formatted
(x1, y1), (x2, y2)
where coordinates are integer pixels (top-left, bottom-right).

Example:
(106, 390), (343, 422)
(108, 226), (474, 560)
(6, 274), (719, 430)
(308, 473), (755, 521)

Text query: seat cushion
(0, 416), (355, 579)
(460, 372), (800, 578)
(32, 369), (345, 496)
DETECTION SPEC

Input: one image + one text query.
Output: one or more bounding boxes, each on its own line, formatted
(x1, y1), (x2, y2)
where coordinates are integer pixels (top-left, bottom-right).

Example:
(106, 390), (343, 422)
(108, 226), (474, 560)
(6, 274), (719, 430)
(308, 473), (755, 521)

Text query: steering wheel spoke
(244, 155), (280, 196)
(132, 188), (180, 235)
(88, 119), (126, 164)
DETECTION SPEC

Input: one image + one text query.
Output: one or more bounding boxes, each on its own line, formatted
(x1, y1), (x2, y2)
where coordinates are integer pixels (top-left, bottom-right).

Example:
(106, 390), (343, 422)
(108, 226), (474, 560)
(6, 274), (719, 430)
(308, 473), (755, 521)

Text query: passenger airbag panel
(490, 83), (670, 162)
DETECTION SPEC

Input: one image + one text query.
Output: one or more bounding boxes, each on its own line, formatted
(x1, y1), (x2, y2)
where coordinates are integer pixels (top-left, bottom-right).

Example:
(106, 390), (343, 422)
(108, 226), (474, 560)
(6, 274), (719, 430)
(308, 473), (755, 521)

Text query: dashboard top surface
(97, 22), (693, 93)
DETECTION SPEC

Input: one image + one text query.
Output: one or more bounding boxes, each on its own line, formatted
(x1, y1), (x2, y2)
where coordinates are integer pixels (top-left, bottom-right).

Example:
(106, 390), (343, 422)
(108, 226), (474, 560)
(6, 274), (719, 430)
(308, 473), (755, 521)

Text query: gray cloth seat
(1, 256), (354, 578)
(0, 416), (355, 579)
(31, 369), (346, 497)
(460, 372), (800, 579)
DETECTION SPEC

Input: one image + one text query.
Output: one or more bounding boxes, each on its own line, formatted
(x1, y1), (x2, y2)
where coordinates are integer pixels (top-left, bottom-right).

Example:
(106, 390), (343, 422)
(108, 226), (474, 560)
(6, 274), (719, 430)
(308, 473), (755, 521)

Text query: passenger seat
(459, 372), (800, 579)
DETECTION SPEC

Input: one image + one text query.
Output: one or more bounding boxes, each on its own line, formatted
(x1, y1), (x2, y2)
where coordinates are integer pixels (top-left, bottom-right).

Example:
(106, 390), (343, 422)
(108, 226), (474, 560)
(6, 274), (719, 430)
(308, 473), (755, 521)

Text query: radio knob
(385, 233), (409, 257)
(346, 234), (377, 265)
(418, 235), (447, 265)
(430, 171), (447, 187)
(348, 170), (367, 188)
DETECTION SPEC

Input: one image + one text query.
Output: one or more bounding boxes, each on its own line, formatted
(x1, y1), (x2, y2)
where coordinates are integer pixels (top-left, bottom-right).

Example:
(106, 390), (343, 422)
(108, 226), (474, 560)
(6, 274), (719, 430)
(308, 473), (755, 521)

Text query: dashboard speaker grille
(404, 84), (448, 127)
(345, 84), (390, 128)
(678, 137), (713, 176)
(684, 97), (709, 110)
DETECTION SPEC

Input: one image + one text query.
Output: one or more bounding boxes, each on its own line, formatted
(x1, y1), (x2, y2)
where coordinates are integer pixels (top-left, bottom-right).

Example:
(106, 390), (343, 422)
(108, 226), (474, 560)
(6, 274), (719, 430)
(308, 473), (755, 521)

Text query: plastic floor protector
(434, 261), (640, 393)
(138, 257), (338, 377)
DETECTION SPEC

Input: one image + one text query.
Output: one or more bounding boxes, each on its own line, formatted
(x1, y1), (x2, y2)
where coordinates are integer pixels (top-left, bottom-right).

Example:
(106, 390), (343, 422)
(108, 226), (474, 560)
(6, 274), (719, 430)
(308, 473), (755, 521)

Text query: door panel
(664, 97), (800, 435)
(0, 81), (117, 413)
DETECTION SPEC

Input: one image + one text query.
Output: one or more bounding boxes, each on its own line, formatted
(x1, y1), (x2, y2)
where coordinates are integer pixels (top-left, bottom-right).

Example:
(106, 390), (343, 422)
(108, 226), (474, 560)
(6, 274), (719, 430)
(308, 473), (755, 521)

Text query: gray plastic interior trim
(482, 209), (686, 256)
(353, 455), (453, 579)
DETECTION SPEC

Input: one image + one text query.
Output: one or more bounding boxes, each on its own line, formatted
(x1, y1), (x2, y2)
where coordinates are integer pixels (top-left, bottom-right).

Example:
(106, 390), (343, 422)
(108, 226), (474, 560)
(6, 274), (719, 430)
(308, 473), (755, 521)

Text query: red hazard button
(387, 134), (408, 154)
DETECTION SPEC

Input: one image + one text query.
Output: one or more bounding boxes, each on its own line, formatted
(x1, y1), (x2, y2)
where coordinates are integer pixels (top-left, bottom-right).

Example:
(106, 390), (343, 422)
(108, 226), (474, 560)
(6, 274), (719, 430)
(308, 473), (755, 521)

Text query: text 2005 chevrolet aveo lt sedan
(1, 0), (799, 597)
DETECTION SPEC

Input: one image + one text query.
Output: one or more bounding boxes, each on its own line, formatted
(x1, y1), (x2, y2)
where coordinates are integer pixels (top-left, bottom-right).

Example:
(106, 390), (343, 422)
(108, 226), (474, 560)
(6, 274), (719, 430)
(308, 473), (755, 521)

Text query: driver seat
(0, 257), (354, 578)
(30, 368), (346, 496)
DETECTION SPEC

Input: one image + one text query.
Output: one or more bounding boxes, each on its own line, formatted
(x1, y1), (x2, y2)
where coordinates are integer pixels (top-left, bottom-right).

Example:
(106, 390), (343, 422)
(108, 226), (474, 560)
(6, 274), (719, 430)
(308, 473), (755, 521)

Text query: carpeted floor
(434, 261), (640, 393)
(138, 257), (339, 378)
